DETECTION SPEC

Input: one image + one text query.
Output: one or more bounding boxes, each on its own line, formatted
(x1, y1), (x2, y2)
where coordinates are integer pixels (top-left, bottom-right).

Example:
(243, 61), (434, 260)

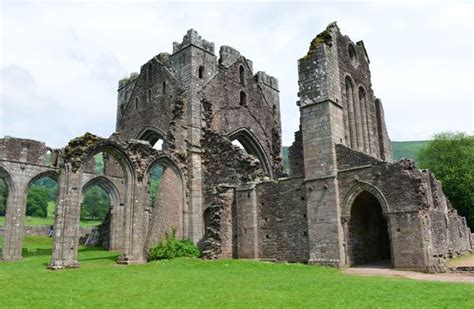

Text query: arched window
(147, 64), (153, 82)
(358, 86), (370, 153)
(162, 81), (166, 95)
(43, 149), (53, 166)
(228, 128), (272, 177)
(239, 91), (247, 106)
(345, 76), (357, 148)
(239, 65), (245, 85)
(348, 44), (357, 66)
(198, 66), (204, 79)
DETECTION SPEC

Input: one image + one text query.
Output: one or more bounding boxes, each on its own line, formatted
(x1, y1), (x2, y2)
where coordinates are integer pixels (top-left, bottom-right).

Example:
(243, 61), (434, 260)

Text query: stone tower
(114, 29), (283, 244)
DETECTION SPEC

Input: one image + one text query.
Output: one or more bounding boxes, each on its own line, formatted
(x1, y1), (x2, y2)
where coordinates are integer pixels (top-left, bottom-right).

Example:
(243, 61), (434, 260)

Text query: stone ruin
(0, 23), (472, 272)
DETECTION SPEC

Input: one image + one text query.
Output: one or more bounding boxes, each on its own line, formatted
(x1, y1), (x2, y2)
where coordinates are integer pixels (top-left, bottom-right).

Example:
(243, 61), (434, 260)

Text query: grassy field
(0, 236), (472, 308)
(0, 202), (101, 227)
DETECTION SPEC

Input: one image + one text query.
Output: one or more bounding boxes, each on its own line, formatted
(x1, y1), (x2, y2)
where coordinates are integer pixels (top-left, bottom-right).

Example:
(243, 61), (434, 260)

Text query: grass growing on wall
(0, 236), (472, 308)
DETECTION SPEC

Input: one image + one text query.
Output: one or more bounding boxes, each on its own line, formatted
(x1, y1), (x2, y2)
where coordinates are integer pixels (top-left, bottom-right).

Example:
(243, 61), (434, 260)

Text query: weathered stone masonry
(0, 24), (471, 272)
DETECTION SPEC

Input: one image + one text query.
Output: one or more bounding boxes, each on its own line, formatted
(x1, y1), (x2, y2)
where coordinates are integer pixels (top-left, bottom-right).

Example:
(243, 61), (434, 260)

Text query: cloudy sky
(1, 0), (472, 148)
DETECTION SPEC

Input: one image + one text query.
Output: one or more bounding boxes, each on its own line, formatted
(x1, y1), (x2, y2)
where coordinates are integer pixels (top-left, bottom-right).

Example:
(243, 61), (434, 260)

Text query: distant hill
(281, 141), (430, 172)
(391, 141), (429, 161)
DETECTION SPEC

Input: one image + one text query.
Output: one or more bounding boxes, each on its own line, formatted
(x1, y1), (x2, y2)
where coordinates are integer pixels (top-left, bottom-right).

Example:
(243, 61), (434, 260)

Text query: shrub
(148, 228), (201, 261)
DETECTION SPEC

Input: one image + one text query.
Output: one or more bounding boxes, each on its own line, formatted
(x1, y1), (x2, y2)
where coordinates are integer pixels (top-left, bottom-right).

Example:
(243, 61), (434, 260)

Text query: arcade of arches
(0, 25), (472, 273)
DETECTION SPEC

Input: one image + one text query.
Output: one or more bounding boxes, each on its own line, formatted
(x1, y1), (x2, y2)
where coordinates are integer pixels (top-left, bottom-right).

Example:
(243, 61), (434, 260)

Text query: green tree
(0, 179), (7, 216)
(81, 186), (110, 221)
(418, 132), (474, 229)
(26, 186), (50, 217)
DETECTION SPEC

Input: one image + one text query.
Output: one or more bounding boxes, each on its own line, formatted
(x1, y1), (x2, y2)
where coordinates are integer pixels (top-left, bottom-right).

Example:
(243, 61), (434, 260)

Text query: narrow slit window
(135, 98), (139, 109)
(239, 65), (245, 85)
(148, 89), (152, 102)
(198, 66), (204, 79)
(162, 81), (166, 95)
(239, 91), (247, 106)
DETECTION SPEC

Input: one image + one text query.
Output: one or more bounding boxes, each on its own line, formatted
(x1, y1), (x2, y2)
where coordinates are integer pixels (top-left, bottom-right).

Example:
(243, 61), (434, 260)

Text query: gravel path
(344, 266), (474, 283)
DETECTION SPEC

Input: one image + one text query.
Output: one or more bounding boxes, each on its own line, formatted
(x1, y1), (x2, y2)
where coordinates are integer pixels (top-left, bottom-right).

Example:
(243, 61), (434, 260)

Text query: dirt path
(448, 254), (474, 268)
(344, 266), (474, 283)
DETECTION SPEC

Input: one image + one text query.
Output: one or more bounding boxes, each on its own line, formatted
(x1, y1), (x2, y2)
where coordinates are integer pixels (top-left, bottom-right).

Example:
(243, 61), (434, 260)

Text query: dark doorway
(348, 191), (391, 266)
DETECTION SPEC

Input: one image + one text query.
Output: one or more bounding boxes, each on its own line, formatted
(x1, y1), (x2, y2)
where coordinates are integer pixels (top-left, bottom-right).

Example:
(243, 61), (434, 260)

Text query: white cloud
(0, 1), (472, 148)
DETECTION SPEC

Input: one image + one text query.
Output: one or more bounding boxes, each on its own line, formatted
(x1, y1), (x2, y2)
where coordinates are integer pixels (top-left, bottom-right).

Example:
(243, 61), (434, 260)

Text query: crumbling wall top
(173, 29), (215, 54)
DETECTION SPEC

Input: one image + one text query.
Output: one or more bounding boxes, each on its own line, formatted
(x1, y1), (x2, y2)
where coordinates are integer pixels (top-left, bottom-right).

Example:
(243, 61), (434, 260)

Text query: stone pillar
(297, 24), (346, 266)
(2, 182), (27, 261)
(49, 166), (83, 269)
(235, 183), (259, 259)
(117, 179), (146, 264)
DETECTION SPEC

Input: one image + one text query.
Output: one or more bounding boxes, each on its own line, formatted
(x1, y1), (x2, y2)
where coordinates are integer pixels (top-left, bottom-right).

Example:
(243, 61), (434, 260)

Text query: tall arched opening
(347, 191), (391, 266)
(144, 156), (186, 252)
(81, 176), (120, 249)
(49, 138), (138, 269)
(25, 171), (59, 227)
(228, 128), (272, 177)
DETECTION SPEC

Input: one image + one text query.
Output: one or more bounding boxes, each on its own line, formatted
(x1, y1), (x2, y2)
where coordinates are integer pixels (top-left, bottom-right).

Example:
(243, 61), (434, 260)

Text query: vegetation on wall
(418, 132), (474, 229)
(148, 228), (201, 260)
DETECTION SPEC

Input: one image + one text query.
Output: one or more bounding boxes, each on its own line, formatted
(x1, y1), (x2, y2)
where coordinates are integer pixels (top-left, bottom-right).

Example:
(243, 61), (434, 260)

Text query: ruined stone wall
(115, 61), (182, 144)
(288, 128), (305, 177)
(334, 25), (392, 161)
(201, 49), (283, 178)
(145, 166), (183, 251)
(336, 144), (471, 270)
(0, 137), (59, 261)
(255, 177), (308, 262)
(201, 130), (263, 259)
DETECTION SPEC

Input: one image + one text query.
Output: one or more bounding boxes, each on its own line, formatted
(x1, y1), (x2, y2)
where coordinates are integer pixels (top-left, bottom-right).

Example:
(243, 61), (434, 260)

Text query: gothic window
(239, 91), (247, 106)
(147, 64), (153, 82)
(348, 44), (357, 67)
(239, 65), (245, 85)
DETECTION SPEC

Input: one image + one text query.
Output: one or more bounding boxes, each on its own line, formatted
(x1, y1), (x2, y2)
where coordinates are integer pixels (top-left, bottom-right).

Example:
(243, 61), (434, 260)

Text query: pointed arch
(144, 154), (187, 249)
(26, 170), (59, 193)
(82, 176), (120, 206)
(227, 128), (272, 177)
(137, 127), (166, 146)
(0, 165), (15, 195)
(342, 181), (389, 219)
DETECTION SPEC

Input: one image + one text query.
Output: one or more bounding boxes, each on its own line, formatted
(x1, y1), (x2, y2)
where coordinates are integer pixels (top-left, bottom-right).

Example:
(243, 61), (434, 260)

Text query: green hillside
(281, 141), (429, 172)
(391, 141), (429, 161)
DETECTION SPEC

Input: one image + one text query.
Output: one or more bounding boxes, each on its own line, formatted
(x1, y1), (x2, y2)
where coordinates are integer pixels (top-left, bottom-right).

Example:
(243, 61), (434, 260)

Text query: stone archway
(342, 181), (392, 267)
(347, 190), (391, 266)
(81, 176), (122, 250)
(143, 155), (187, 252)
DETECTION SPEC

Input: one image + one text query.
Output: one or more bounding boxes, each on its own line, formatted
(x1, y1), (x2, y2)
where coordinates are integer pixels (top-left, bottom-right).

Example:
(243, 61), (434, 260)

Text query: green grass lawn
(0, 202), (101, 227)
(0, 236), (472, 308)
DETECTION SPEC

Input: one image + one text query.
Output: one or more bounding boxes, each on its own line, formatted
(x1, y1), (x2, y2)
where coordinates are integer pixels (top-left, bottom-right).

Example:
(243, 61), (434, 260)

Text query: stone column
(49, 166), (83, 269)
(2, 182), (27, 261)
(235, 183), (259, 259)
